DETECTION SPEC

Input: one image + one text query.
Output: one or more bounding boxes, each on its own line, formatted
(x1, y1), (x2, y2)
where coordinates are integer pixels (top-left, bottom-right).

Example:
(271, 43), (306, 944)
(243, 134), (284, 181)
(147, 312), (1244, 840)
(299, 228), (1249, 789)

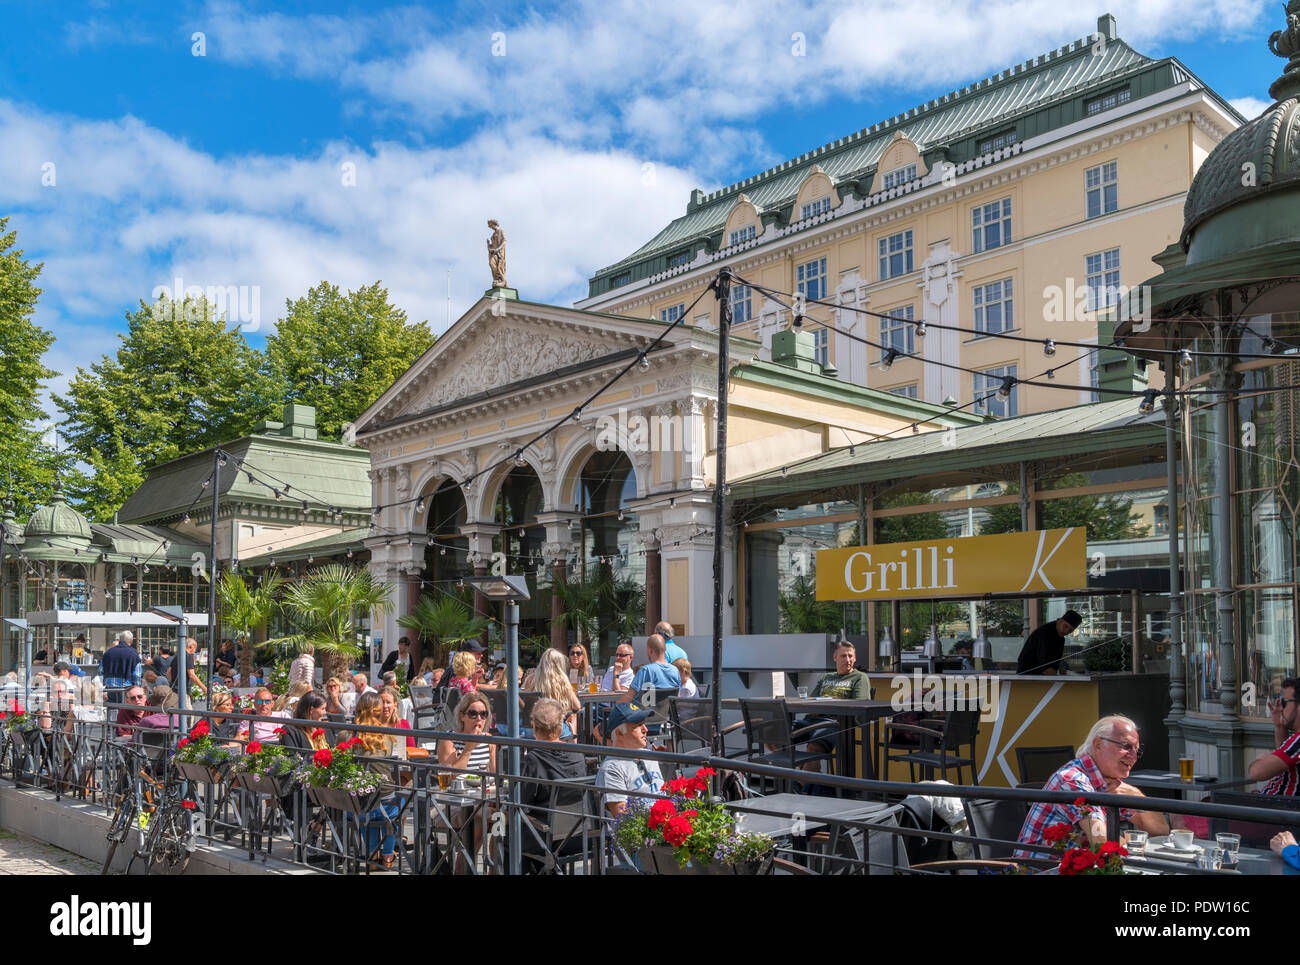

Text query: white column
(918, 240), (963, 405)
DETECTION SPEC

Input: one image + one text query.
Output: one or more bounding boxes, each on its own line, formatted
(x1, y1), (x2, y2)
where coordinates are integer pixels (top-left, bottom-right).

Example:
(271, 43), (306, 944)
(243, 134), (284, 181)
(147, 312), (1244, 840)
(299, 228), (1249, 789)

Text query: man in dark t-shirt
(1016, 610), (1082, 675)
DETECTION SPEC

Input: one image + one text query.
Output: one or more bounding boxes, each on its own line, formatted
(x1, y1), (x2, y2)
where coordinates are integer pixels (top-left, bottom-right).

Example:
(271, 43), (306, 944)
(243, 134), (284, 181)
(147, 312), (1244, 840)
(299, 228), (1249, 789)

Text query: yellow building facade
(579, 14), (1240, 419)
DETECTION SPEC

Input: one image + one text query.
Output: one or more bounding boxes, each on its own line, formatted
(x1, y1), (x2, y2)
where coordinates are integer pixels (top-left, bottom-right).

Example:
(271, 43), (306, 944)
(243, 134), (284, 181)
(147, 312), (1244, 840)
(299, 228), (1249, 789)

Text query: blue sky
(0, 0), (1284, 423)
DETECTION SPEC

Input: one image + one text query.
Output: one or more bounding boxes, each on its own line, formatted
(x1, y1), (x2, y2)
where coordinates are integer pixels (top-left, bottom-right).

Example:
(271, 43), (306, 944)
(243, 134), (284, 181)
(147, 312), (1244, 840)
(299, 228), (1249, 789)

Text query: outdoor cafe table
(722, 698), (895, 787)
(1124, 769), (1218, 800)
(576, 690), (621, 743)
(728, 794), (892, 870)
(1126, 834), (1284, 875)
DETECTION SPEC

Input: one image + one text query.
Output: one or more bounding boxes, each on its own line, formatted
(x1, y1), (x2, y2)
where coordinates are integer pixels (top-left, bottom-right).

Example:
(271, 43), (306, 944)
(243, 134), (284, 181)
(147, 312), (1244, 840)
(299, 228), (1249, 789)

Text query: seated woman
(417, 657), (439, 686)
(435, 691), (498, 873)
(532, 648), (580, 737)
(446, 652), (479, 697)
(674, 658), (698, 698)
(208, 690), (247, 747)
(350, 694), (404, 869)
(379, 685), (415, 748)
(567, 643), (598, 688)
(273, 681), (313, 714)
(324, 677), (347, 716)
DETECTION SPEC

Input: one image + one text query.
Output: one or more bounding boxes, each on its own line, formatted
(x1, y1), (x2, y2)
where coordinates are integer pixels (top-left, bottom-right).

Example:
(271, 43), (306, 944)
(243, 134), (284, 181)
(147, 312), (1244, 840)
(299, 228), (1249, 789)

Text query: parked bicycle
(100, 738), (195, 875)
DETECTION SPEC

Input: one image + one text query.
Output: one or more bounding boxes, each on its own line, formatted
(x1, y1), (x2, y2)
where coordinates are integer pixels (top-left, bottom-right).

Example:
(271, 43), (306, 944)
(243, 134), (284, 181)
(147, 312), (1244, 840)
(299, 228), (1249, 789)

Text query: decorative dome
(1181, 1), (1300, 255)
(24, 492), (92, 542)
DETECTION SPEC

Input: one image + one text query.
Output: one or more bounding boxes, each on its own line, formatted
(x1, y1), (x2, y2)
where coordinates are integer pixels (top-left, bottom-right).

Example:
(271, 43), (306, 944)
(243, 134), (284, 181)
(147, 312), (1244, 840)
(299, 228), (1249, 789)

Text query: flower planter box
(638, 846), (772, 876)
(307, 786), (381, 814)
(175, 761), (226, 784)
(232, 771), (295, 797)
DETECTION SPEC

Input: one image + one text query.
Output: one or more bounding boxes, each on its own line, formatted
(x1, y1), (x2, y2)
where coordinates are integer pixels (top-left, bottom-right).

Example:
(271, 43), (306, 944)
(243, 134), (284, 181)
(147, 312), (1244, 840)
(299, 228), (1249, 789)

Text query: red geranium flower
(1043, 823), (1072, 844)
(1097, 841), (1128, 859)
(311, 729), (325, 740)
(274, 727), (286, 735)
(181, 800), (197, 810)
(0, 712), (7, 719)
(191, 720), (209, 738)
(695, 767), (717, 780)
(313, 748), (333, 768)
(246, 741), (263, 754)
(1073, 796), (1088, 807)
(662, 815), (694, 848)
(647, 799), (677, 830)
(177, 737), (190, 748)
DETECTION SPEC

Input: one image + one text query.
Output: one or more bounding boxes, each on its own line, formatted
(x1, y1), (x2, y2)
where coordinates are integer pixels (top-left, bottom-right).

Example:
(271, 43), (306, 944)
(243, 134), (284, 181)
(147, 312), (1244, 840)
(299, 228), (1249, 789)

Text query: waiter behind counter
(1016, 610), (1082, 675)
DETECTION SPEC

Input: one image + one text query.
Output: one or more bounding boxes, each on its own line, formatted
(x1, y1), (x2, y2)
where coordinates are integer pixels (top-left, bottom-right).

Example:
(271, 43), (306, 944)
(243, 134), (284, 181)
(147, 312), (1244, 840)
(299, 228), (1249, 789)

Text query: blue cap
(607, 701), (653, 731)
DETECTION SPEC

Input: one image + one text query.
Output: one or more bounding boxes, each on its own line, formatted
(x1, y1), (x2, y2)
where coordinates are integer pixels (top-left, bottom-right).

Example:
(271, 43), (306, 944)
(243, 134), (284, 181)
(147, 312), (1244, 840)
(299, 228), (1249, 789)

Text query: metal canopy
(23, 610), (211, 628)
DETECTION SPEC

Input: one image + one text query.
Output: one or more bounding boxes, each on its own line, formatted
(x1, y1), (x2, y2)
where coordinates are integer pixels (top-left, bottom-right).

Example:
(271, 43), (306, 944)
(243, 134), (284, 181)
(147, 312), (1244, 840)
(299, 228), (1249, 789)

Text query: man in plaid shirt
(1016, 715), (1180, 857)
(1250, 677), (1300, 794)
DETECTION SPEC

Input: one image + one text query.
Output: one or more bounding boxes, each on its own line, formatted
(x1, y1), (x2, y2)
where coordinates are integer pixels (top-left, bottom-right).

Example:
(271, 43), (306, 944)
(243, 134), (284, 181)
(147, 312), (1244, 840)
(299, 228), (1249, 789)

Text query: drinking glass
(1196, 846), (1224, 871)
(797, 686), (809, 699)
(1178, 757), (1195, 783)
(1215, 833), (1241, 865)
(588, 681), (598, 694)
(1126, 830), (1148, 856)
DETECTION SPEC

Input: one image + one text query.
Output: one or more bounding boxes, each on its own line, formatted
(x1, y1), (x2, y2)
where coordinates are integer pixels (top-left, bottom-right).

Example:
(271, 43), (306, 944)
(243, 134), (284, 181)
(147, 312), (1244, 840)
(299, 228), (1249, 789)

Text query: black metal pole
(710, 269), (732, 755)
(506, 600), (521, 875)
(206, 450), (221, 699)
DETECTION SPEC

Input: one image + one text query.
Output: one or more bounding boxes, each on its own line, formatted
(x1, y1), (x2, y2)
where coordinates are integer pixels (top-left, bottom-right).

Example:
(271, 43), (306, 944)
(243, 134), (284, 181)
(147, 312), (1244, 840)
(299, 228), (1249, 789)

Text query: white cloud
(199, 0), (1272, 168)
(1229, 95), (1271, 119)
(0, 100), (703, 374)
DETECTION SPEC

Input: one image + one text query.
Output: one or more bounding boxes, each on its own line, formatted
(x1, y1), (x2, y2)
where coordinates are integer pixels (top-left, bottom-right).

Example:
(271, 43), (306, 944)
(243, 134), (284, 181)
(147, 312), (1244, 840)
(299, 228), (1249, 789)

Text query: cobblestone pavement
(0, 829), (100, 874)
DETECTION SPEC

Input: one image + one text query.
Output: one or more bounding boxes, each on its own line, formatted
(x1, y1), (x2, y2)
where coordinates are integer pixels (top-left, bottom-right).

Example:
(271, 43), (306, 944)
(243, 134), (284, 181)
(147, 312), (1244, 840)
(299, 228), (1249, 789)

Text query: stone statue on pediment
(487, 220), (507, 289)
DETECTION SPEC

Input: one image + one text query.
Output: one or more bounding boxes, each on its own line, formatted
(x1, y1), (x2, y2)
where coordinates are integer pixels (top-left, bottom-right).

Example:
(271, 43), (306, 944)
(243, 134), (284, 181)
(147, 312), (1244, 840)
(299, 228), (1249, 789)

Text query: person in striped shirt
(1251, 677), (1300, 795)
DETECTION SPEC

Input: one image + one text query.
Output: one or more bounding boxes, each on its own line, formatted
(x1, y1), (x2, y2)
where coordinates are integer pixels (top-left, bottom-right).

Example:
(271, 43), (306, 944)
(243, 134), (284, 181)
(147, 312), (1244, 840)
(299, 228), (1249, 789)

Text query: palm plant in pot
(265, 564), (389, 685)
(397, 594), (489, 671)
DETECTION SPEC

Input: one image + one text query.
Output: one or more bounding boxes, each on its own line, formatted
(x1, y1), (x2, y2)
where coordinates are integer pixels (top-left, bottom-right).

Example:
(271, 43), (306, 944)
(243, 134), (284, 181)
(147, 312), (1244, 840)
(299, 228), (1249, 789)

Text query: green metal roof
(117, 432), (371, 525)
(588, 24), (1235, 297)
(240, 527), (369, 565)
(24, 493), (92, 543)
(730, 396), (1164, 501)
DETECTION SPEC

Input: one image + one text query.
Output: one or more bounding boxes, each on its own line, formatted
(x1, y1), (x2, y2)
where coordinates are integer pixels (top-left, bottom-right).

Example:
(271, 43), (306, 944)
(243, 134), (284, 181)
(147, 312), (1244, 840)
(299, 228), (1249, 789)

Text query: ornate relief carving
(395, 465), (410, 500)
(413, 323), (625, 411)
(921, 241), (958, 307)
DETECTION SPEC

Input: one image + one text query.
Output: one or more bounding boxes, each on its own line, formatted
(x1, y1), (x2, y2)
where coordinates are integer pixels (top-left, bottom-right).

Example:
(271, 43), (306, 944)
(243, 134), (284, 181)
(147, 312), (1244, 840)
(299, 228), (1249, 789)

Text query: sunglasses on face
(462, 709), (489, 720)
(255, 699), (272, 705)
(1097, 736), (1143, 760)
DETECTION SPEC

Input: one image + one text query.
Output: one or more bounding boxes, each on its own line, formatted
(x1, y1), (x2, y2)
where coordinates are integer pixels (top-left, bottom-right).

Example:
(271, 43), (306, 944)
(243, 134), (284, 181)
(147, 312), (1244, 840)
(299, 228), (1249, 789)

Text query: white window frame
(667, 250), (691, 269)
(813, 327), (829, 367)
(972, 197), (1012, 253)
(730, 284), (752, 324)
(1086, 88), (1131, 115)
(660, 304), (685, 323)
(800, 196), (832, 220)
(729, 224), (756, 247)
(883, 163), (918, 190)
(973, 278), (1014, 335)
(797, 257), (827, 302)
(878, 229), (914, 280)
(974, 365), (1018, 418)
(887, 384), (919, 399)
(1085, 248), (1121, 311)
(1086, 160), (1118, 219)
(979, 130), (1018, 153)
(879, 304), (915, 360)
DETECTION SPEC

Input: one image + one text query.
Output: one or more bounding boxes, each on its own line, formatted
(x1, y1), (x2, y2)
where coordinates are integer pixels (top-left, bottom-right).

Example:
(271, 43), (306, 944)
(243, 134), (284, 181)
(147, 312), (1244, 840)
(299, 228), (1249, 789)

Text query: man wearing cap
(1016, 610), (1082, 675)
(595, 702), (666, 816)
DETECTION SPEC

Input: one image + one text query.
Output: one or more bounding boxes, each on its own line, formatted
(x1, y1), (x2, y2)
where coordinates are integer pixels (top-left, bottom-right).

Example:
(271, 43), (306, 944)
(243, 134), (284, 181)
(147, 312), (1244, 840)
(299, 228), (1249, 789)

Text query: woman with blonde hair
(567, 643), (597, 687)
(379, 685), (415, 748)
(349, 690), (406, 869)
(674, 658), (698, 698)
(447, 652), (478, 696)
(273, 680), (313, 714)
(324, 677), (346, 715)
(533, 648), (580, 734)
(351, 691), (397, 756)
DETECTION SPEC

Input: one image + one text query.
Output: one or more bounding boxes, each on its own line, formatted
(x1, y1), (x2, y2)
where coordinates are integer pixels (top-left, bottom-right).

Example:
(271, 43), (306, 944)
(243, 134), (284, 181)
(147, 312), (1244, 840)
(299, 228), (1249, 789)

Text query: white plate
(1157, 841), (1202, 855)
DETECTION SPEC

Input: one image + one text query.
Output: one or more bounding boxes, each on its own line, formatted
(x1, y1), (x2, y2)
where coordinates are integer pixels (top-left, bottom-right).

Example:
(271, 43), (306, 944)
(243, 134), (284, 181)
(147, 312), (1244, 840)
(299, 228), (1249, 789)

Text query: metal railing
(2, 698), (1296, 875)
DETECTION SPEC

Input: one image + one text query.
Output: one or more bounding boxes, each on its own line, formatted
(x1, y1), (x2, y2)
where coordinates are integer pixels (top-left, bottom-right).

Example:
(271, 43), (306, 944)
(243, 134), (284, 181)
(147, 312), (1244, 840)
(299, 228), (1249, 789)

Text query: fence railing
(1, 700), (1295, 875)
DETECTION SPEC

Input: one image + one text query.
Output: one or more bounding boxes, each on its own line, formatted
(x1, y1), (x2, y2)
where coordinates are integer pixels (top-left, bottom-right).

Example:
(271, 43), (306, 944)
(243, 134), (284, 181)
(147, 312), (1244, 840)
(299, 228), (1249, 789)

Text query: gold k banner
(815, 528), (1088, 601)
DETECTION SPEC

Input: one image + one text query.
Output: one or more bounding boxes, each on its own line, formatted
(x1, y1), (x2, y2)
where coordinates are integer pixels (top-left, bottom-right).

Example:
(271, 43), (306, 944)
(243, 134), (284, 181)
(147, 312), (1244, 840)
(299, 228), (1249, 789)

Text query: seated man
(1016, 715), (1183, 858)
(619, 634), (679, 705)
(519, 698), (587, 815)
(115, 685), (149, 737)
(790, 640), (872, 772)
(595, 702), (665, 817)
(1249, 676), (1300, 795)
(246, 687), (291, 742)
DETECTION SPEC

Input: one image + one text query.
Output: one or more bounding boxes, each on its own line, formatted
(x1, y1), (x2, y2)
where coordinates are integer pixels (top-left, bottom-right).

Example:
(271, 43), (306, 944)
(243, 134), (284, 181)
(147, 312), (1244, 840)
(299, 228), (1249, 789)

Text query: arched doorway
(574, 451), (642, 663)
(491, 465), (549, 641)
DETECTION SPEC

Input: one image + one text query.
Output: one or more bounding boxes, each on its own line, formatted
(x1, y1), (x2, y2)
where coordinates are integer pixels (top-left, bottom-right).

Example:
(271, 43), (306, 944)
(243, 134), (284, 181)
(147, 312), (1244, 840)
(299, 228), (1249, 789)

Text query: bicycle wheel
(101, 797), (135, 875)
(144, 805), (192, 876)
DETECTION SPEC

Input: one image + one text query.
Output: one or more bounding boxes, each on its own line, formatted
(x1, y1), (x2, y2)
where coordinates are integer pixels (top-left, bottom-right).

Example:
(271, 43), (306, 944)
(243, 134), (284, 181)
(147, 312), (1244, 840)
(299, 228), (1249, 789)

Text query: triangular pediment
(352, 298), (668, 434)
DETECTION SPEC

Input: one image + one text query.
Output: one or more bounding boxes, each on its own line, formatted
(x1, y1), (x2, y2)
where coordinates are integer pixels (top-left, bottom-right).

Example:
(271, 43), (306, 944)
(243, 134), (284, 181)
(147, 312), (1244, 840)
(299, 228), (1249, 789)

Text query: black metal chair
(1015, 745), (1075, 784)
(518, 776), (599, 874)
(668, 696), (744, 756)
(883, 710), (980, 785)
(962, 796), (1032, 860)
(738, 698), (835, 793)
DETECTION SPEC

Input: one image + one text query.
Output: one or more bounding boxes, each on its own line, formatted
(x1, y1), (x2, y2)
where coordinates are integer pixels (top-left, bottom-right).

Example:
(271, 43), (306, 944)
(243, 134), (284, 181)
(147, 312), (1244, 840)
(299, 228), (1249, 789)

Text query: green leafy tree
(216, 571), (285, 681)
(55, 295), (272, 520)
(979, 475), (1147, 539)
(874, 491), (949, 544)
(553, 566), (610, 649)
(263, 281), (434, 440)
(265, 564), (390, 684)
(0, 218), (62, 514)
(778, 573), (841, 634)
(397, 594), (489, 671)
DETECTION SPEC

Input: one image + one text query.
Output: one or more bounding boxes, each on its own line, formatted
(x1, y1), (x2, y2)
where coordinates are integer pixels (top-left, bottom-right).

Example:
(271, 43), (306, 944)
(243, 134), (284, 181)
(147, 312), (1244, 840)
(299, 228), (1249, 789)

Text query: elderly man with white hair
(1016, 715), (1185, 858)
(595, 701), (666, 817)
(99, 630), (143, 707)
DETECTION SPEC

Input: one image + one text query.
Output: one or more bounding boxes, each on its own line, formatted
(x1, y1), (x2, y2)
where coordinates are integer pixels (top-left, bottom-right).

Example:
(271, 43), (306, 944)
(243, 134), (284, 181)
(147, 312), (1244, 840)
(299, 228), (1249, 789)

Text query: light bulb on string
(1044, 339), (1057, 357)
(416, 497), (425, 514)
(997, 376), (1015, 401)
(916, 321), (926, 338)
(1138, 388), (1160, 414)
(637, 353), (650, 372)
(1046, 369), (1055, 380)
(1177, 349), (1192, 368)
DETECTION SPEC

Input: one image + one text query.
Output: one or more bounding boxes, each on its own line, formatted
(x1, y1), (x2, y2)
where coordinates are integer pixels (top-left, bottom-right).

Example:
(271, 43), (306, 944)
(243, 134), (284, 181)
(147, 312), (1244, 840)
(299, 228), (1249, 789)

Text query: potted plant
(174, 718), (236, 783)
(301, 739), (382, 813)
(1042, 798), (1130, 875)
(265, 564), (390, 686)
(397, 594), (488, 672)
(231, 736), (299, 797)
(612, 768), (775, 874)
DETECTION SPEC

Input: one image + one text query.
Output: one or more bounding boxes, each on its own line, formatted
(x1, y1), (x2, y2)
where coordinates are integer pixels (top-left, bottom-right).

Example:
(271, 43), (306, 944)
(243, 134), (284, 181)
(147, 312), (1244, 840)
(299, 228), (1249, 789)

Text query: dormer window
(1086, 88), (1131, 116)
(729, 224), (756, 246)
(667, 250), (692, 269)
(800, 196), (832, 220)
(611, 272), (631, 288)
(883, 163), (918, 190)
(978, 130), (1018, 153)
